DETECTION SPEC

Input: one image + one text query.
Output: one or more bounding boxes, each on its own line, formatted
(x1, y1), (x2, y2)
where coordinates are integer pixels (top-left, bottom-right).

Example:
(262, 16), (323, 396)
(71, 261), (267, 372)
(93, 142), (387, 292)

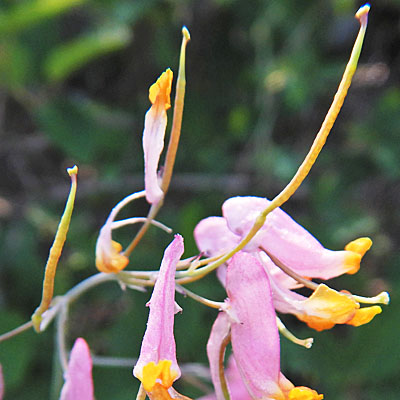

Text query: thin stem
(276, 317), (313, 349)
(136, 384), (147, 400)
(56, 304), (69, 372)
(348, 291), (390, 305)
(160, 27), (190, 194)
(219, 332), (231, 400)
(32, 166), (78, 332)
(176, 284), (224, 309)
(260, 247), (318, 290)
(181, 6), (369, 280)
(124, 28), (190, 258)
(0, 320), (33, 343)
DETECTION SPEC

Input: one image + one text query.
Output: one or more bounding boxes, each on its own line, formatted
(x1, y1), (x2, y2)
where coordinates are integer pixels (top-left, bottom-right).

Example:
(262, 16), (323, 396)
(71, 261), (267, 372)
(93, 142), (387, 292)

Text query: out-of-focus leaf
(0, 40), (31, 89)
(0, 0), (86, 35)
(0, 311), (36, 389)
(44, 25), (132, 82)
(35, 95), (133, 163)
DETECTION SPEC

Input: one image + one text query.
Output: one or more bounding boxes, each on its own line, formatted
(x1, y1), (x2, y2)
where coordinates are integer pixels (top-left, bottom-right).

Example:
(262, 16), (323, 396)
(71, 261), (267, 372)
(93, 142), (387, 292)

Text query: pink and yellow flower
(206, 252), (323, 400)
(133, 235), (191, 399)
(143, 69), (173, 204)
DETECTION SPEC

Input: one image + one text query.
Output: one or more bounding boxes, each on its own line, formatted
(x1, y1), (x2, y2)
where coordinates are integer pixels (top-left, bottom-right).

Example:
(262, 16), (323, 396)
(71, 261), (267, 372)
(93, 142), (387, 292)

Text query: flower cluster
(0, 4), (389, 400)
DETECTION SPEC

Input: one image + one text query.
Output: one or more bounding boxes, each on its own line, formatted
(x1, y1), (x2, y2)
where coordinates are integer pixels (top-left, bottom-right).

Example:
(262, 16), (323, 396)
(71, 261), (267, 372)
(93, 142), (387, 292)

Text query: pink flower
(195, 196), (386, 331)
(133, 235), (187, 398)
(199, 355), (252, 400)
(143, 69), (173, 204)
(195, 196), (371, 280)
(206, 252), (323, 400)
(60, 338), (94, 400)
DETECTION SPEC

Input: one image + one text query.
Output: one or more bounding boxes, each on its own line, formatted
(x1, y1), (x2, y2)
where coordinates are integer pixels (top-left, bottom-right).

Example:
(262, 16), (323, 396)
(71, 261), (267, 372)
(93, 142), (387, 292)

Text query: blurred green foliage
(0, 0), (399, 399)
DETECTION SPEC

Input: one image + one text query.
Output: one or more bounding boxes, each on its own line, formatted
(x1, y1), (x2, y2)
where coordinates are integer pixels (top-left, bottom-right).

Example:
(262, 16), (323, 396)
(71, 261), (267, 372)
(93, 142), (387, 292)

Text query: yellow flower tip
(345, 237), (372, 256)
(347, 305), (382, 327)
(182, 26), (191, 42)
(355, 4), (370, 26)
(95, 240), (129, 273)
(344, 237), (372, 275)
(67, 165), (78, 176)
(288, 386), (324, 400)
(297, 284), (360, 331)
(149, 69), (173, 109)
(141, 360), (178, 394)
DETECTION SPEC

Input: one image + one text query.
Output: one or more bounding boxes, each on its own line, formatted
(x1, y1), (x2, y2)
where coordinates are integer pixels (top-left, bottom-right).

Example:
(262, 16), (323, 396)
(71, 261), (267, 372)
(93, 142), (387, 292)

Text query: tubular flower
(95, 190), (145, 273)
(59, 338), (94, 400)
(206, 252), (323, 400)
(194, 196), (388, 331)
(143, 69), (173, 204)
(133, 235), (191, 400)
(199, 355), (252, 400)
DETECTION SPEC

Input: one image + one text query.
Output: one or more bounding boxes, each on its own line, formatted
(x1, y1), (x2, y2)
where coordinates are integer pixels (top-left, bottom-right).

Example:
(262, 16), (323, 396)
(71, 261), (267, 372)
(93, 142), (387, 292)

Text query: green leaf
(35, 95), (133, 163)
(0, 39), (31, 89)
(0, 0), (87, 35)
(44, 25), (131, 82)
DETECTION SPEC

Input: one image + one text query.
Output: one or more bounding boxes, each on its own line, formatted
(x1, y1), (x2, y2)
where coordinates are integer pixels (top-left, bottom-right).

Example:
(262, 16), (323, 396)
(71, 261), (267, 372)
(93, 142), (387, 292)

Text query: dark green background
(0, 0), (399, 398)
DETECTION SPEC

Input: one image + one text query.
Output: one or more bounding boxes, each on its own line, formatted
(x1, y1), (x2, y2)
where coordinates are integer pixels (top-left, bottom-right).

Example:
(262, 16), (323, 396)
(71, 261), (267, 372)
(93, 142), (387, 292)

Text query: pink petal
(224, 356), (253, 400)
(60, 338), (94, 400)
(199, 355), (252, 400)
(143, 70), (173, 204)
(133, 234), (184, 381)
(226, 252), (285, 399)
(206, 312), (231, 400)
(222, 196), (364, 280)
(194, 217), (240, 257)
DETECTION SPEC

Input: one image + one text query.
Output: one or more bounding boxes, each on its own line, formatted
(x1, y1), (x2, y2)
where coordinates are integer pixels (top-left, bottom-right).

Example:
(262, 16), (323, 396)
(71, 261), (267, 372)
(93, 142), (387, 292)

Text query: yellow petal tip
(347, 305), (382, 327)
(344, 237), (372, 274)
(149, 69), (173, 108)
(182, 26), (191, 42)
(67, 165), (78, 176)
(289, 386), (324, 400)
(355, 4), (370, 25)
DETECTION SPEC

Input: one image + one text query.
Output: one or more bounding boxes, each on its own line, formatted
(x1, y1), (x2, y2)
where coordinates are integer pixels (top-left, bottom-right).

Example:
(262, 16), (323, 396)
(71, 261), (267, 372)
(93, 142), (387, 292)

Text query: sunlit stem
(185, 5), (369, 280)
(176, 284), (224, 309)
(106, 190), (146, 228)
(349, 291), (390, 305)
(136, 384), (147, 400)
(260, 247), (318, 290)
(0, 320), (33, 343)
(31, 166), (78, 332)
(219, 332), (231, 400)
(186, 253), (225, 273)
(124, 27), (190, 258)
(161, 26), (190, 194)
(111, 217), (172, 233)
(176, 255), (198, 270)
(277, 317), (313, 349)
(56, 304), (69, 372)
(257, 4), (370, 214)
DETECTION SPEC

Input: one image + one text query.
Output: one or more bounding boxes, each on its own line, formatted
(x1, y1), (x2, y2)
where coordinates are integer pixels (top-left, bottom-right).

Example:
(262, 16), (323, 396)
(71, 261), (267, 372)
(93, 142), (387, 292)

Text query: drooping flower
(206, 252), (323, 400)
(95, 190), (145, 273)
(194, 196), (388, 331)
(143, 69), (173, 204)
(59, 338), (94, 400)
(133, 235), (191, 399)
